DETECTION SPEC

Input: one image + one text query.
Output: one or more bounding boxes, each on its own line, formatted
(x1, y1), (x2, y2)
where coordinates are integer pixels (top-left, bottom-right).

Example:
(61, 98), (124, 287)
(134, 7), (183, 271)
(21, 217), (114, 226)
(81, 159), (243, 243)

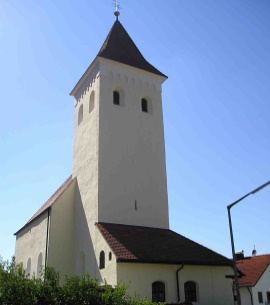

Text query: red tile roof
(14, 175), (74, 235)
(236, 254), (270, 287)
(96, 222), (233, 266)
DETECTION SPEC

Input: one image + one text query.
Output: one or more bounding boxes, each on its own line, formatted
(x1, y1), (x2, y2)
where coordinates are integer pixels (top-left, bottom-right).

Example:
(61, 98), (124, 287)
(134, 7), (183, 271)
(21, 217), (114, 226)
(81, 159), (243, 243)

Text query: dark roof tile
(97, 20), (167, 78)
(96, 222), (233, 266)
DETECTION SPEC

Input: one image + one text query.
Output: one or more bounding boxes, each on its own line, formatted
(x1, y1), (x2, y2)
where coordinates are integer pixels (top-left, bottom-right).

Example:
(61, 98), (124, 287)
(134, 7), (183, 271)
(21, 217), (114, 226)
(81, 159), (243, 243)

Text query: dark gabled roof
(97, 20), (167, 78)
(14, 176), (74, 235)
(96, 222), (233, 266)
(236, 254), (270, 287)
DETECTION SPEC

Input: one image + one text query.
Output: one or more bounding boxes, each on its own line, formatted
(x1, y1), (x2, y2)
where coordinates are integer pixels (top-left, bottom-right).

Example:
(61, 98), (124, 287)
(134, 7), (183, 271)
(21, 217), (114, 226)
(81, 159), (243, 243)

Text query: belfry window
(184, 281), (197, 302)
(99, 251), (105, 269)
(141, 98), (148, 113)
(113, 91), (120, 105)
(152, 281), (165, 302)
(78, 104), (83, 125)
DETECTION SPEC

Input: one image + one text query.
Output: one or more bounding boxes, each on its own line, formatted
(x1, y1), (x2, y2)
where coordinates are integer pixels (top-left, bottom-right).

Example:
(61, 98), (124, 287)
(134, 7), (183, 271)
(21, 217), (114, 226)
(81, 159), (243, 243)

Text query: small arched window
(36, 253), (42, 279)
(152, 281), (165, 302)
(99, 251), (105, 269)
(26, 258), (31, 278)
(78, 104), (83, 125)
(113, 91), (120, 105)
(184, 281), (197, 302)
(78, 251), (86, 274)
(109, 252), (112, 261)
(89, 91), (95, 113)
(141, 98), (148, 113)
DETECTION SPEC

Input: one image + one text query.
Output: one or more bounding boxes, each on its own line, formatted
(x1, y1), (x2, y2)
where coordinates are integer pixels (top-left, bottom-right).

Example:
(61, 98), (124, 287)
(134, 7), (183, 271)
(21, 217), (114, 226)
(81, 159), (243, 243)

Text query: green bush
(0, 257), (156, 305)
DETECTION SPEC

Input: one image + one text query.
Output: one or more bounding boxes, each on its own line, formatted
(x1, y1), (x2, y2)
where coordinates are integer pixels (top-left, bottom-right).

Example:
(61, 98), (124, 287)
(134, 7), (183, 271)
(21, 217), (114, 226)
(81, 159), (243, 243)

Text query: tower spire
(113, 0), (120, 20)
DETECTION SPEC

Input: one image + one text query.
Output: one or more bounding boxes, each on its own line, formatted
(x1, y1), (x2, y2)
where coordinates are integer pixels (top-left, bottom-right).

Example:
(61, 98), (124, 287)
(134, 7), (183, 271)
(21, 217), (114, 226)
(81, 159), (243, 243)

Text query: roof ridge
(97, 222), (170, 231)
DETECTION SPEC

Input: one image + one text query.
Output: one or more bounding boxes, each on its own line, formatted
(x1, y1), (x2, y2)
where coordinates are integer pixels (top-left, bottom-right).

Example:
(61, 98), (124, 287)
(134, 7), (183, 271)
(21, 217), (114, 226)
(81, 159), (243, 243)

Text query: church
(15, 9), (235, 305)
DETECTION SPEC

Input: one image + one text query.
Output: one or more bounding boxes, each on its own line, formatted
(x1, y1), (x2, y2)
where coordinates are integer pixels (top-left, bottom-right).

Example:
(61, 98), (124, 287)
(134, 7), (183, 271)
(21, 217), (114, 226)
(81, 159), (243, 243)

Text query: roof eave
(98, 56), (168, 83)
(70, 57), (100, 97)
(14, 176), (75, 236)
(116, 258), (233, 267)
(14, 207), (50, 236)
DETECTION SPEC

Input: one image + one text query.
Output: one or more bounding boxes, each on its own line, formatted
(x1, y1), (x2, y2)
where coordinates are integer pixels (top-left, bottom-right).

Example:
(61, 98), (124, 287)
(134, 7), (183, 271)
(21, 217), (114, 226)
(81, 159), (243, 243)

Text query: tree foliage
(0, 257), (156, 305)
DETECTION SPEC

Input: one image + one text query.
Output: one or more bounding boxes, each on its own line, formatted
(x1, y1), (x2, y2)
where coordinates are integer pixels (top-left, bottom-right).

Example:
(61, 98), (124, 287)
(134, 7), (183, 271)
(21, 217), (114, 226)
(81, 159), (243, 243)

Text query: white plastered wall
(117, 263), (234, 305)
(71, 57), (169, 281)
(250, 265), (270, 305)
(47, 180), (76, 283)
(98, 58), (169, 229)
(239, 287), (252, 305)
(72, 63), (101, 280)
(94, 226), (117, 285)
(15, 212), (48, 278)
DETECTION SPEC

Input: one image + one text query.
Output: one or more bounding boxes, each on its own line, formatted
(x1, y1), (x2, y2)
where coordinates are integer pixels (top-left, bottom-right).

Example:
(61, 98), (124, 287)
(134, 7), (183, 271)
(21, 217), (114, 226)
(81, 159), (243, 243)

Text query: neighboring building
(14, 12), (235, 304)
(236, 253), (270, 305)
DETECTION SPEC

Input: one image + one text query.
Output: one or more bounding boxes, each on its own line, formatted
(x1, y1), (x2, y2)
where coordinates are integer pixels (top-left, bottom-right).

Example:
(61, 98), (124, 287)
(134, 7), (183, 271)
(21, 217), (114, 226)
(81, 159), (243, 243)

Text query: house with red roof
(14, 9), (235, 305)
(236, 253), (270, 305)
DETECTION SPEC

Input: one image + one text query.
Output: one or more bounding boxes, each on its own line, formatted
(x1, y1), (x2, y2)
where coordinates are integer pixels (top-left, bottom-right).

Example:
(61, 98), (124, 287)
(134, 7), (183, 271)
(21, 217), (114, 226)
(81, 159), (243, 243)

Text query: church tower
(70, 19), (169, 231)
(14, 13), (235, 303)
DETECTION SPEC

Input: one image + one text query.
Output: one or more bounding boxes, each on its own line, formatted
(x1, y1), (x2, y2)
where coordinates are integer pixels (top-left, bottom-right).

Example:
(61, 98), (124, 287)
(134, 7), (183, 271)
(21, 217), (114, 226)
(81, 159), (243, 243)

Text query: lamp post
(227, 180), (270, 305)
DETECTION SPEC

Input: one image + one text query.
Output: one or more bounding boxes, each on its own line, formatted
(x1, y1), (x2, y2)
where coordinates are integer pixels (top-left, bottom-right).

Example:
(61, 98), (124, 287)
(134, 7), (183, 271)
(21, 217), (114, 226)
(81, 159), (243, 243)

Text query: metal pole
(226, 180), (270, 305)
(228, 207), (241, 305)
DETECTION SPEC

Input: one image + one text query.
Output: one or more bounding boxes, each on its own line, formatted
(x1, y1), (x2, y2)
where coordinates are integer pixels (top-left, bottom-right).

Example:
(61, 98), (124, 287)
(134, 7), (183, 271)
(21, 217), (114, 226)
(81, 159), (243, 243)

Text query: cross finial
(113, 0), (120, 20)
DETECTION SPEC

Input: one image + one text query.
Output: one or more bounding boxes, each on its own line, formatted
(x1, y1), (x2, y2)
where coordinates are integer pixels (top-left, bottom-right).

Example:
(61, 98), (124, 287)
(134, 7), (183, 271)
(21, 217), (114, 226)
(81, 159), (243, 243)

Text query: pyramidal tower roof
(97, 20), (166, 78)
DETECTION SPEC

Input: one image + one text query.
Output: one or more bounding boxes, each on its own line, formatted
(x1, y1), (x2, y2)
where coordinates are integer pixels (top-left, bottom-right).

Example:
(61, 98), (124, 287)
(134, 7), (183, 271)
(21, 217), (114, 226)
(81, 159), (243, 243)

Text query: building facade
(15, 16), (235, 305)
(237, 253), (270, 305)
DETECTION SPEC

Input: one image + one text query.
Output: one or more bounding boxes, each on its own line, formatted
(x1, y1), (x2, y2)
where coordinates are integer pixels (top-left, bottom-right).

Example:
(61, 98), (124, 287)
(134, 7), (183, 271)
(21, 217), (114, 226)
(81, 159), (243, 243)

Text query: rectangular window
(267, 291), (270, 303)
(258, 292), (263, 303)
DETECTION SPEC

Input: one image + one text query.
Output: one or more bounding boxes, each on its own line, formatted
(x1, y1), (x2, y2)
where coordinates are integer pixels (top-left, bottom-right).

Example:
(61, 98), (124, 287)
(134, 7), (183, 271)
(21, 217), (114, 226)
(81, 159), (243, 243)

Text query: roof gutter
(247, 287), (254, 305)
(176, 264), (184, 302)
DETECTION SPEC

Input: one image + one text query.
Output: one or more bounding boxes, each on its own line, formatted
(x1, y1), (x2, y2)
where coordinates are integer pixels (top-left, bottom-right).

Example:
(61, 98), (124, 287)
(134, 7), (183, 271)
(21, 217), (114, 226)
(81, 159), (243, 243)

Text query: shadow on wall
(74, 181), (101, 281)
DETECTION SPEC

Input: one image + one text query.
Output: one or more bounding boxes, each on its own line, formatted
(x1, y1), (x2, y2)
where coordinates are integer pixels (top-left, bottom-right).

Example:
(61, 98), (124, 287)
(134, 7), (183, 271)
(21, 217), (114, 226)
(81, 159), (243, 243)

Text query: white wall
(47, 180), (76, 283)
(70, 56), (170, 283)
(117, 263), (234, 305)
(15, 211), (48, 278)
(72, 63), (101, 280)
(239, 287), (252, 305)
(94, 226), (117, 285)
(98, 58), (169, 229)
(251, 265), (270, 305)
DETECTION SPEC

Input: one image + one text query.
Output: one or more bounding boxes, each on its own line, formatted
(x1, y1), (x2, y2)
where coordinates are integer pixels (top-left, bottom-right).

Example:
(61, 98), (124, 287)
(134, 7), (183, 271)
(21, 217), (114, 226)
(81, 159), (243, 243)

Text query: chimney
(235, 250), (244, 260)
(252, 246), (257, 257)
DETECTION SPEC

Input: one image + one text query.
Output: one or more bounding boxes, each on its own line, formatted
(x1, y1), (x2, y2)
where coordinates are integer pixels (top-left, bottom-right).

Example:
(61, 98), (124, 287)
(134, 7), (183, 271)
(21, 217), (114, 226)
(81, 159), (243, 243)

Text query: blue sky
(0, 0), (269, 261)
